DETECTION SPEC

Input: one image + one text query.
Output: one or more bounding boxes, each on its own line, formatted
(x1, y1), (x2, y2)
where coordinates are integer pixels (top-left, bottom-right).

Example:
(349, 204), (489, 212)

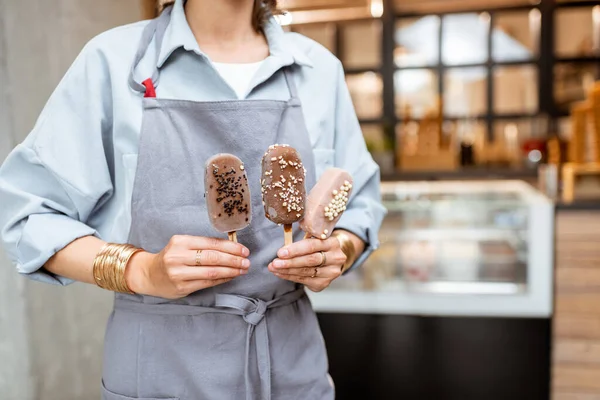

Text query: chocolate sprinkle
(210, 163), (250, 218)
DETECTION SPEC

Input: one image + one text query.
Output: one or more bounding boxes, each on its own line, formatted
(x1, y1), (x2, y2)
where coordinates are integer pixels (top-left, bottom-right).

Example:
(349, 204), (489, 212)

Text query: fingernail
(274, 259), (285, 268)
(279, 249), (289, 258)
(240, 269), (248, 275)
(241, 247), (250, 257)
(242, 259), (251, 268)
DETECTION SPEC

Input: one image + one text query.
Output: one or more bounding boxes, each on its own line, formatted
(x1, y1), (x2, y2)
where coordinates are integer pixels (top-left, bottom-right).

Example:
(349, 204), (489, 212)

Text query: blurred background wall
(0, 1), (143, 398)
(1, 0), (600, 399)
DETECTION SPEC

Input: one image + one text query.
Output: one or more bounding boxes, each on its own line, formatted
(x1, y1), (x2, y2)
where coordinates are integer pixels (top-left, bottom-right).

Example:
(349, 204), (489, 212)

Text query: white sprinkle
(344, 180), (350, 186)
(324, 229), (329, 234)
(240, 165), (245, 170)
(333, 190), (338, 196)
(271, 157), (277, 161)
(321, 234), (327, 240)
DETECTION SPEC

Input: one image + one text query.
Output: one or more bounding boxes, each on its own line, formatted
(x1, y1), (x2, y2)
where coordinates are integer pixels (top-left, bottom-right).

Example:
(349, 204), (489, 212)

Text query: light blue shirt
(0, 0), (386, 285)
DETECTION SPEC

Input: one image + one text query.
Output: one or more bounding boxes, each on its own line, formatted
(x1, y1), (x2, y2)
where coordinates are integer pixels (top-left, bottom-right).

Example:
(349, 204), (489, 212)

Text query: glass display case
(309, 180), (554, 317)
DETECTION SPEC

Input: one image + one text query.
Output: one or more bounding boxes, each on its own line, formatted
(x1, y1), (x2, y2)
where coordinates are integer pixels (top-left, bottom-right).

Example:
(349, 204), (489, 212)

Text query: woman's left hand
(268, 237), (347, 292)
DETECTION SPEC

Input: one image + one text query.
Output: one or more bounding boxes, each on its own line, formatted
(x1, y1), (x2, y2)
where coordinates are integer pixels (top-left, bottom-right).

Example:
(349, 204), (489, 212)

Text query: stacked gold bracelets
(92, 243), (142, 294)
(332, 231), (357, 274)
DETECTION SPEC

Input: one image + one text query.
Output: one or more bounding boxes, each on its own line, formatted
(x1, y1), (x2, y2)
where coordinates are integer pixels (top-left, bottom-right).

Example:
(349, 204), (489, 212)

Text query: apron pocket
(313, 148), (335, 179)
(101, 381), (179, 400)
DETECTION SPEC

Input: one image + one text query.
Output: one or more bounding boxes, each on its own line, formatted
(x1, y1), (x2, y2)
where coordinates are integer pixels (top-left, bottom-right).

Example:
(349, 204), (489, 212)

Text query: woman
(0, 0), (385, 399)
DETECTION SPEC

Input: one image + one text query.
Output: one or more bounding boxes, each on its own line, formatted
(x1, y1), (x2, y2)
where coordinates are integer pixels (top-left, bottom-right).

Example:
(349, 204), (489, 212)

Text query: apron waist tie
(114, 288), (306, 400)
(215, 288), (305, 400)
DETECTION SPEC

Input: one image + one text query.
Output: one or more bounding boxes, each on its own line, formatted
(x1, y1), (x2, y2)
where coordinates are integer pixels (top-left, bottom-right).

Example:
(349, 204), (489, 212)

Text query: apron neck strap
(128, 6), (173, 94)
(282, 67), (299, 100)
(129, 6), (300, 101)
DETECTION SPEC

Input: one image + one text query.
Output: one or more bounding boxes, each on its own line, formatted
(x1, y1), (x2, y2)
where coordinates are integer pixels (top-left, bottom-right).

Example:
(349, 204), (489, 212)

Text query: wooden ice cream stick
(228, 231), (238, 243)
(284, 224), (293, 246)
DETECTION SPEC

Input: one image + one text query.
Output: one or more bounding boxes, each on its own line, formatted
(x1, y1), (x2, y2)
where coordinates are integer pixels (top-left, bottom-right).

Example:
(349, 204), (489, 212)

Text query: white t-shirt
(212, 60), (265, 99)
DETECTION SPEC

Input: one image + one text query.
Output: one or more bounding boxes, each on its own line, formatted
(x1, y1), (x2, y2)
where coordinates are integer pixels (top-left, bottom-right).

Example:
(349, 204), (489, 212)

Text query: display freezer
(310, 180), (554, 317)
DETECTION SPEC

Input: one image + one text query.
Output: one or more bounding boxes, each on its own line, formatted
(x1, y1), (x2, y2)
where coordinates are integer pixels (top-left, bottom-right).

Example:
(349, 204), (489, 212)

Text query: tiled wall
(0, 1), (141, 398)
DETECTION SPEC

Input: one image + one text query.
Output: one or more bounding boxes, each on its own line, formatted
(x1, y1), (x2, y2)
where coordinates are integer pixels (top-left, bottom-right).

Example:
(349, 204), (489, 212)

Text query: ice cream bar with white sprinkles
(205, 154), (251, 242)
(260, 144), (307, 245)
(300, 168), (353, 240)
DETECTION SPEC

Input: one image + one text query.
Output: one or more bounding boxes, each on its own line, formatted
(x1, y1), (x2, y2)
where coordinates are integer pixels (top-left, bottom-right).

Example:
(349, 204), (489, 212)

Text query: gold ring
(311, 267), (318, 278)
(317, 251), (327, 267)
(195, 250), (203, 266)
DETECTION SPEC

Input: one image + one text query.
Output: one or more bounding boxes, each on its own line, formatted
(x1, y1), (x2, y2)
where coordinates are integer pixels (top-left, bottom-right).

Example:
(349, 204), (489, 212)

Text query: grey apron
(101, 7), (334, 400)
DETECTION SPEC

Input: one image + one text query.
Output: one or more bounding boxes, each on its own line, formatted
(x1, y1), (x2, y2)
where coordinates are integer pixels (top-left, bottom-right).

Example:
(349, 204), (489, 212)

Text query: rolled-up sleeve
(0, 42), (114, 285)
(331, 62), (387, 272)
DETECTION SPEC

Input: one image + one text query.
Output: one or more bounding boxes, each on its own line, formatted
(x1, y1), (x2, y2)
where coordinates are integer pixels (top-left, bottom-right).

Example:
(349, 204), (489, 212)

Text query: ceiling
(280, 0), (369, 11)
(280, 0), (541, 13)
(394, 0), (540, 13)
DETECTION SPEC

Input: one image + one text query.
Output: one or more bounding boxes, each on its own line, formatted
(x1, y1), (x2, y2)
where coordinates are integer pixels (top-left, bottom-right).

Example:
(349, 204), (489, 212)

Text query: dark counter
(556, 200), (600, 210)
(318, 313), (551, 400)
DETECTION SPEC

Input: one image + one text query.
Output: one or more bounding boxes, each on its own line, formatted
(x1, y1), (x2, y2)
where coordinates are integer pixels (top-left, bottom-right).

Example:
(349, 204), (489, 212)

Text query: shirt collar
(157, 0), (313, 69)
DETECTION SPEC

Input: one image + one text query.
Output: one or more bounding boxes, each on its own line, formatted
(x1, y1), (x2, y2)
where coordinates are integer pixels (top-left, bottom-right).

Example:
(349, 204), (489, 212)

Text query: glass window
(442, 13), (490, 66)
(292, 23), (336, 54)
(443, 67), (488, 117)
(494, 65), (538, 114)
(362, 124), (395, 174)
(494, 119), (548, 166)
(494, 119), (531, 151)
(493, 10), (540, 62)
(555, 6), (599, 58)
(362, 124), (387, 153)
(452, 119), (487, 143)
(395, 16), (440, 67)
(556, 117), (572, 141)
(554, 62), (600, 112)
(346, 72), (383, 120)
(341, 20), (382, 69)
(395, 69), (439, 118)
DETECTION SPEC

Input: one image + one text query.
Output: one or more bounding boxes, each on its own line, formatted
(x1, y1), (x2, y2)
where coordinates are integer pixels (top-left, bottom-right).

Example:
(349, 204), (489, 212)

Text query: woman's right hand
(125, 235), (250, 299)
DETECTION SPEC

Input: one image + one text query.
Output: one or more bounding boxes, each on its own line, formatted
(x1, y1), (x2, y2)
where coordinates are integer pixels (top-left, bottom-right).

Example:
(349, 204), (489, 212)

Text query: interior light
(528, 150), (542, 163)
(479, 12), (491, 25)
(370, 0), (384, 18)
(276, 12), (293, 26)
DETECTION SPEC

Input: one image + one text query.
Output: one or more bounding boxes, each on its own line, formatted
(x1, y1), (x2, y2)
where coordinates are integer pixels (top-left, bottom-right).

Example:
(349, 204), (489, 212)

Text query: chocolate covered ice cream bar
(261, 144), (306, 245)
(205, 154), (251, 242)
(300, 168), (353, 240)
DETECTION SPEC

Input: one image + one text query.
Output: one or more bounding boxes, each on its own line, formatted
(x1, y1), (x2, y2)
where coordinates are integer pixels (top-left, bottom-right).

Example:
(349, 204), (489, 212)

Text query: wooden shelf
(381, 167), (538, 181)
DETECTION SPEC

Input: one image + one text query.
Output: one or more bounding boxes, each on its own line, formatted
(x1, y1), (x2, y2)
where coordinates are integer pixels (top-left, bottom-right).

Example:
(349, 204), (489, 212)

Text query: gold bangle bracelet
(93, 243), (141, 294)
(332, 231), (357, 273)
